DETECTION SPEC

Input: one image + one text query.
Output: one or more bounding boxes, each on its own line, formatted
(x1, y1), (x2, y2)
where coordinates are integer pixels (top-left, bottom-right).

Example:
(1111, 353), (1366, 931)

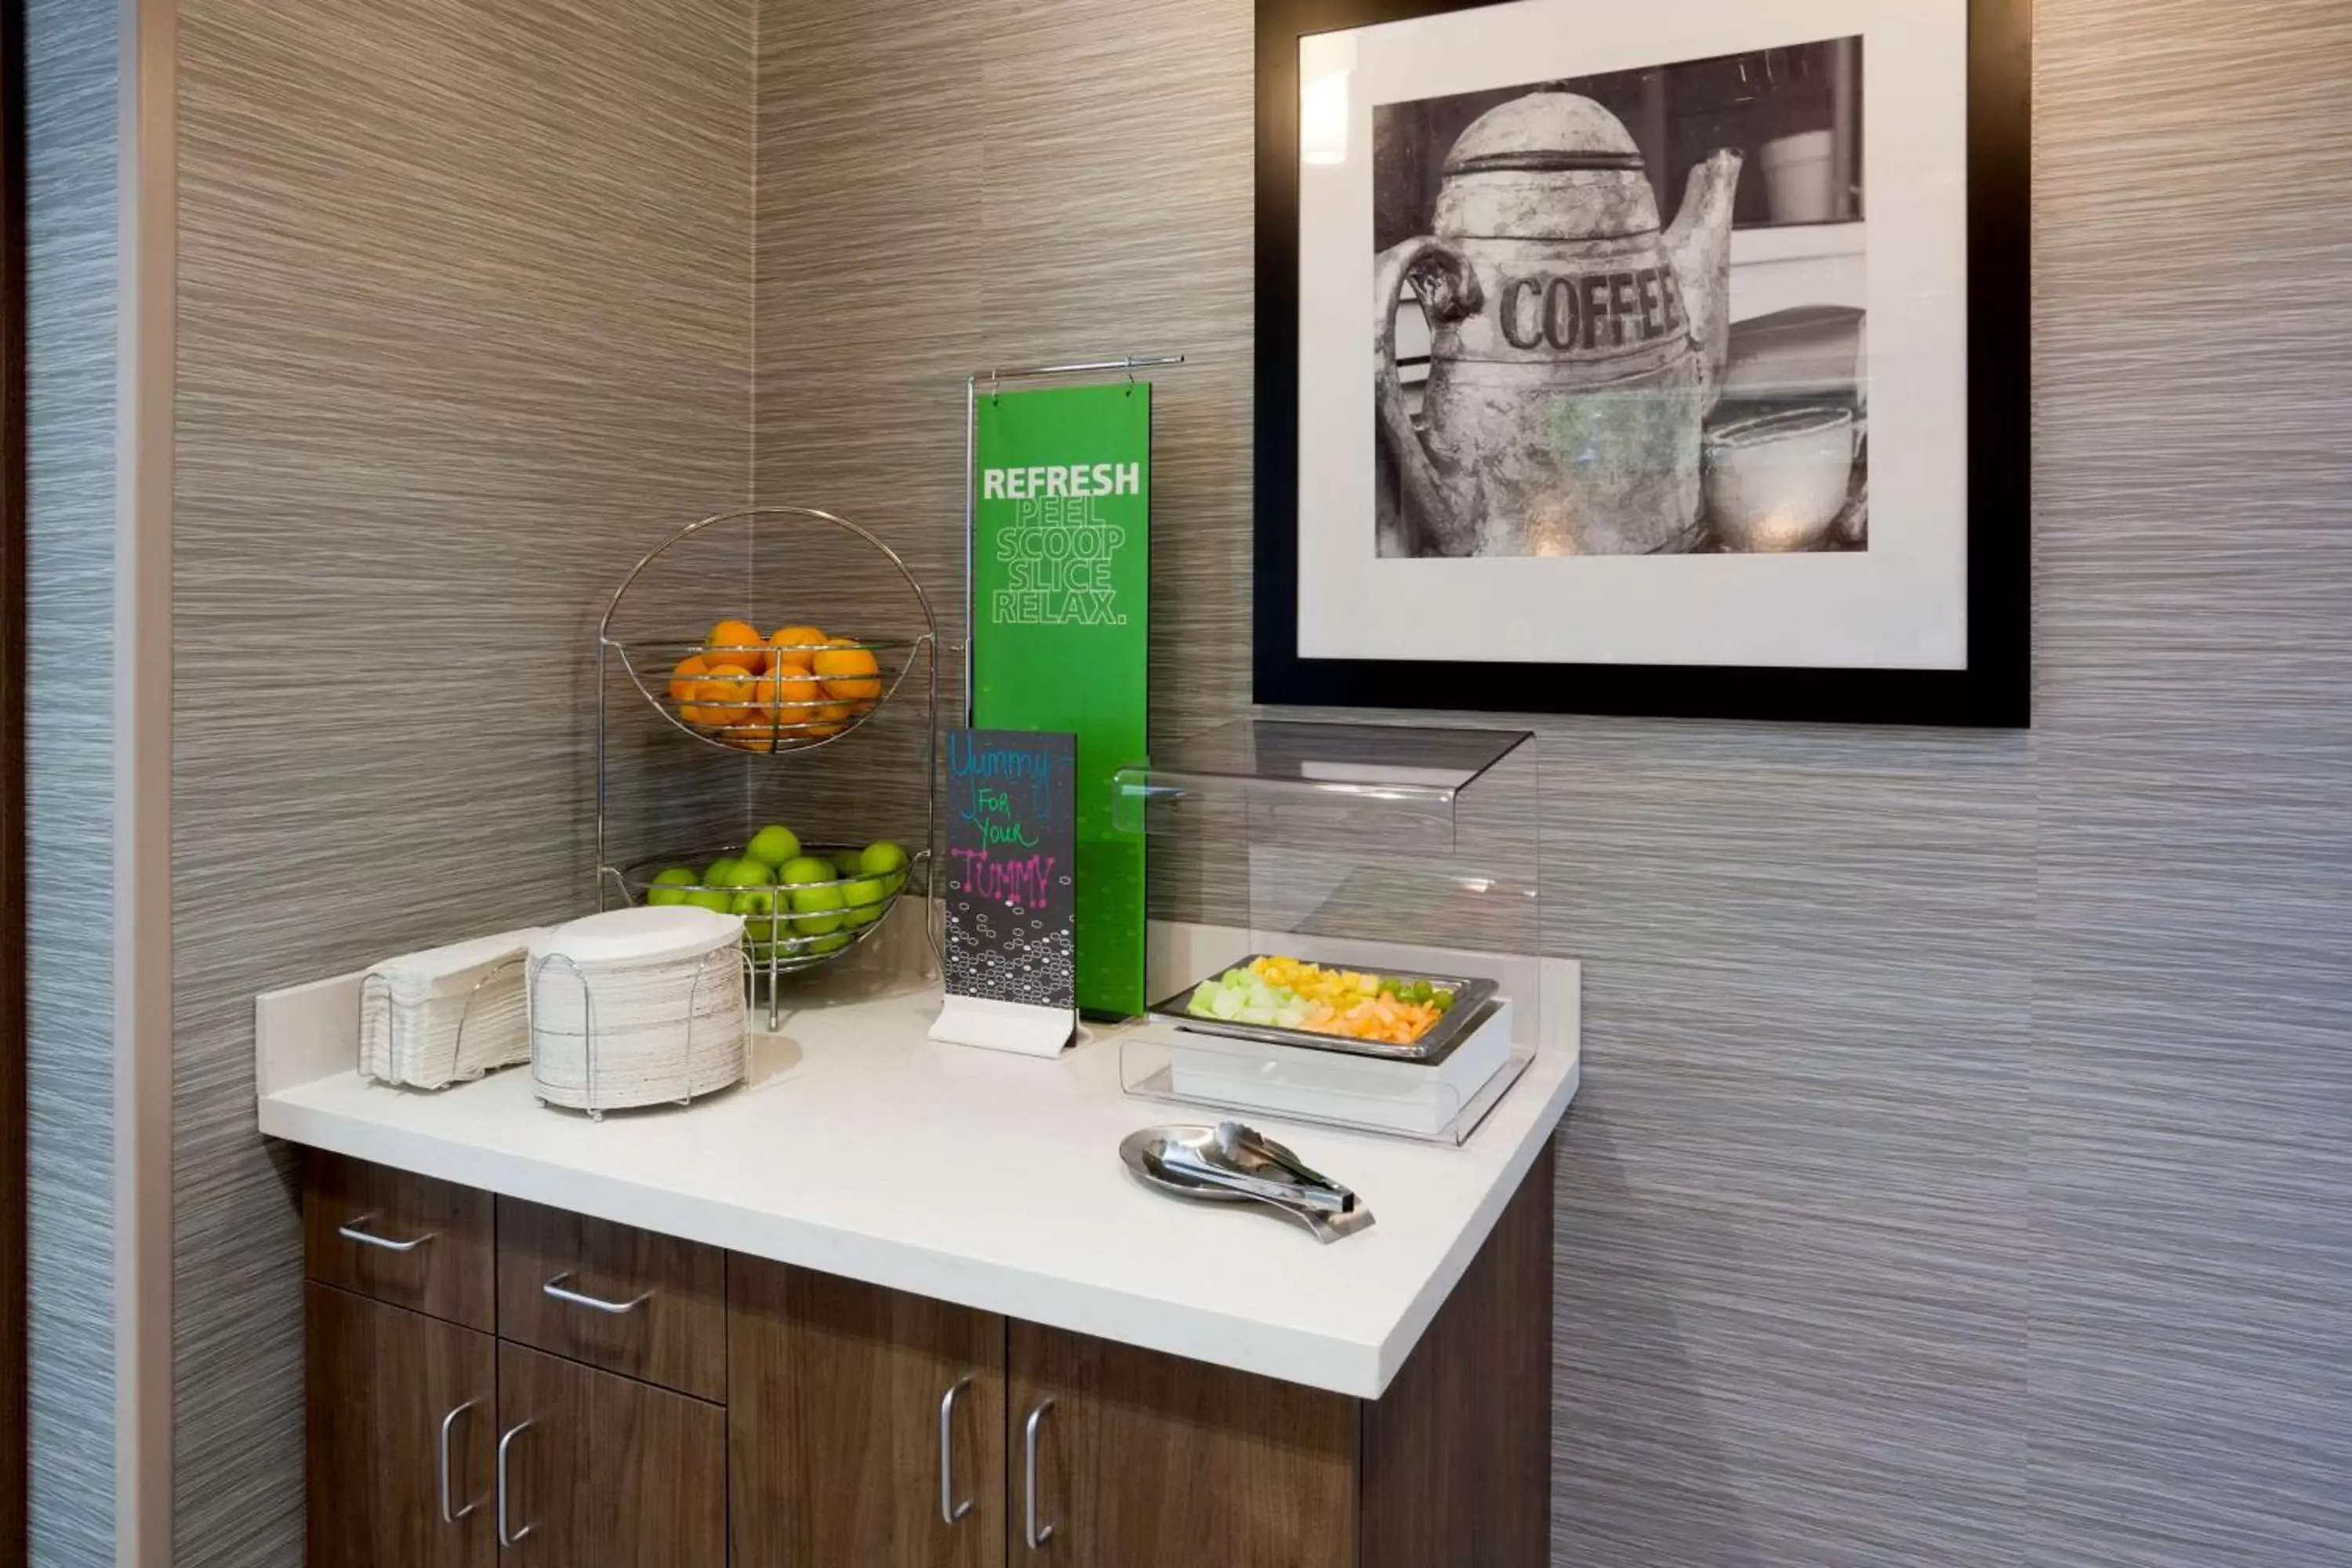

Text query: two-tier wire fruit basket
(594, 506), (940, 1027)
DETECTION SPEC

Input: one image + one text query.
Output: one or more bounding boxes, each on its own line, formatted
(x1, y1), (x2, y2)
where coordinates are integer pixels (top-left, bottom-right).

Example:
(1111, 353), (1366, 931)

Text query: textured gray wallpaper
(751, 1), (2352, 1564)
(171, 0), (753, 1560)
(2029, 4), (2352, 1562)
(26, 0), (122, 1560)
(165, 0), (2350, 1561)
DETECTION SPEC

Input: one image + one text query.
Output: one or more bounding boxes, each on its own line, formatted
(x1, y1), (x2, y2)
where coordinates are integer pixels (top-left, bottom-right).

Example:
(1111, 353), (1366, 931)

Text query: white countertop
(258, 923), (1578, 1399)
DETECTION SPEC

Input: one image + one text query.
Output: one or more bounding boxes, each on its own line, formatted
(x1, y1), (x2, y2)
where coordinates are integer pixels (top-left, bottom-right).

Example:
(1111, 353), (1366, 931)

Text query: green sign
(973, 384), (1149, 1017)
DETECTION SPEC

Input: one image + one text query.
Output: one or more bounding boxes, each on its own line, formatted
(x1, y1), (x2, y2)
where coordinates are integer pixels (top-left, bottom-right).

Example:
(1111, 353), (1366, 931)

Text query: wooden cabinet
(496, 1196), (728, 1402)
(1007, 1322), (1357, 1568)
(302, 1145), (1557, 1568)
(492, 1342), (727, 1566)
(304, 1153), (728, 1568)
(306, 1282), (496, 1568)
(1359, 1141), (1555, 1568)
(1006, 1142), (1556, 1568)
(729, 1258), (1007, 1568)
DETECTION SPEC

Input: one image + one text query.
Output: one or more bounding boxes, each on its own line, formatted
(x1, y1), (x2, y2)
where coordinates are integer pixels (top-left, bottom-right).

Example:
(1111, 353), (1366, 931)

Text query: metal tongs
(1128, 1121), (1375, 1243)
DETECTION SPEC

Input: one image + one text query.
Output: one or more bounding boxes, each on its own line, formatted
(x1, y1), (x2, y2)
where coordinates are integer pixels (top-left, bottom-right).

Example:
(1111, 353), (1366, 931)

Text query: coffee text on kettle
(1497, 266), (1686, 354)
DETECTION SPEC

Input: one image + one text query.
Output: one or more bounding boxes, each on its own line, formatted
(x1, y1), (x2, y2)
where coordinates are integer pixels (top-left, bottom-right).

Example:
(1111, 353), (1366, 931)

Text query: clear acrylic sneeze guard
(1110, 720), (1548, 1145)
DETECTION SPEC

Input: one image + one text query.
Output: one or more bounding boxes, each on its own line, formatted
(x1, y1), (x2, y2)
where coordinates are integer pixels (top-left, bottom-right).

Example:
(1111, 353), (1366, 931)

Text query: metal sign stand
(961, 353), (1185, 722)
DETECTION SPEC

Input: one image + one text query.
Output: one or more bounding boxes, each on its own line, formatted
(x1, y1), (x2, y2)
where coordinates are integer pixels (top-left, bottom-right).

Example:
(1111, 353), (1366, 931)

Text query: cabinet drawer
(495, 1197), (726, 1402)
(306, 1152), (495, 1331)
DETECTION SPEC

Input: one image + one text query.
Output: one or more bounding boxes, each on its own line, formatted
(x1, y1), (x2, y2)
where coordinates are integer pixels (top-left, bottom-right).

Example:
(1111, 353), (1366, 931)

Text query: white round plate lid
(530, 906), (742, 967)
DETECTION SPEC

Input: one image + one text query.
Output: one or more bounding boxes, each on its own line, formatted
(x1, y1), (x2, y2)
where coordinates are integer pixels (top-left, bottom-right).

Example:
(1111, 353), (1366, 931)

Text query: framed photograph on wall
(1254, 0), (2030, 726)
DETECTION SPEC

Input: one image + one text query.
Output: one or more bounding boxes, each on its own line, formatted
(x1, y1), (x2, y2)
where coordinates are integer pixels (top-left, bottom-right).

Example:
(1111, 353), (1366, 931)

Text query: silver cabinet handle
(1022, 1398), (1056, 1550)
(938, 1375), (975, 1525)
(338, 1213), (434, 1253)
(495, 1421), (535, 1548)
(540, 1272), (651, 1316)
(437, 1399), (481, 1523)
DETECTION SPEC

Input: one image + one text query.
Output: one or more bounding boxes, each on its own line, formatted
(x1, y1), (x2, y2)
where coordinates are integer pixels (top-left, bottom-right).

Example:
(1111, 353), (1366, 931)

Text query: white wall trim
(114, 0), (172, 1559)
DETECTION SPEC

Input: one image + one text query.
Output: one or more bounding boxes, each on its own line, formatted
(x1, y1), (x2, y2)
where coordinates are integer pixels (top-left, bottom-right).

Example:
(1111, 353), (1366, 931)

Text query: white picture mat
(1294, 0), (1970, 671)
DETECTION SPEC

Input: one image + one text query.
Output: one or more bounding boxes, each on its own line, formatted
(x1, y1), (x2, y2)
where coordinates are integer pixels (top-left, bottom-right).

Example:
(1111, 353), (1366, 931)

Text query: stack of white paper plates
(359, 928), (544, 1090)
(527, 908), (748, 1113)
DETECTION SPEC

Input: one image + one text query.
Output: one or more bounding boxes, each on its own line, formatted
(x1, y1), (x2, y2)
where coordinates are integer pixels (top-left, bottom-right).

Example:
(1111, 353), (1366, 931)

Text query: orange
(813, 640), (883, 701)
(687, 662), (757, 727)
(721, 721), (778, 753)
(706, 619), (769, 674)
(667, 653), (710, 706)
(758, 665), (826, 725)
(770, 624), (828, 663)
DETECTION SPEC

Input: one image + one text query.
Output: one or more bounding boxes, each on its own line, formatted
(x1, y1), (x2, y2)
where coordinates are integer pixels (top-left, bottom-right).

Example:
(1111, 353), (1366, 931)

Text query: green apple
(781, 855), (838, 887)
(717, 860), (775, 890)
(837, 877), (886, 927)
(859, 840), (909, 879)
(683, 889), (734, 915)
(646, 867), (699, 907)
(745, 824), (800, 869)
(730, 888), (782, 942)
(807, 932), (851, 955)
(702, 858), (742, 886)
(789, 884), (846, 935)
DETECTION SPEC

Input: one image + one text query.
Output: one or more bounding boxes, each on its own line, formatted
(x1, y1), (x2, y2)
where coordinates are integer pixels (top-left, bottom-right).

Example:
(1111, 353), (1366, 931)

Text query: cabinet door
(1359, 1142), (1555, 1568)
(493, 1341), (725, 1567)
(1006, 1323), (1357, 1568)
(731, 1258), (1006, 1568)
(307, 1282), (495, 1568)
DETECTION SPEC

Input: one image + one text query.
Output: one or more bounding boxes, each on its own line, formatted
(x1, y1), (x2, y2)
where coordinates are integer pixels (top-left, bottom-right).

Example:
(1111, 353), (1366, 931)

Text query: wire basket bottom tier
(610, 848), (929, 977)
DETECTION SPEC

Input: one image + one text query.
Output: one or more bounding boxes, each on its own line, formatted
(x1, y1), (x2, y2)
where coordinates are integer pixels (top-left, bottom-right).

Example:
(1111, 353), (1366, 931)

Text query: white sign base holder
(930, 994), (1076, 1058)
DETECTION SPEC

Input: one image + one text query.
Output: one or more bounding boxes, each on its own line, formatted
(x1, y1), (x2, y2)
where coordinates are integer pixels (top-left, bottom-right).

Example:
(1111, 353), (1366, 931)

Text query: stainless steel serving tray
(1147, 956), (1501, 1063)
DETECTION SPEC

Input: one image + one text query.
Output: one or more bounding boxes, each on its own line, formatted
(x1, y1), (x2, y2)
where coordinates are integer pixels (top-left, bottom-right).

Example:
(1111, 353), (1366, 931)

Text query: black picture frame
(1254, 0), (2031, 728)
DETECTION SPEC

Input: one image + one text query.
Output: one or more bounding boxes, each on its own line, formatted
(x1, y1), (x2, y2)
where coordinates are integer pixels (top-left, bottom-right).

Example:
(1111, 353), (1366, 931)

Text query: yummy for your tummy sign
(939, 728), (1076, 1016)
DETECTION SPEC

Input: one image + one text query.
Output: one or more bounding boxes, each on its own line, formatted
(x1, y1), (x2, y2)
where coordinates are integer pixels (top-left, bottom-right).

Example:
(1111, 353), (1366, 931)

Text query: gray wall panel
(2031, 5), (2352, 1562)
(753, 0), (2352, 1563)
(171, 1), (754, 1559)
(158, 0), (2352, 1559)
(25, 0), (121, 1559)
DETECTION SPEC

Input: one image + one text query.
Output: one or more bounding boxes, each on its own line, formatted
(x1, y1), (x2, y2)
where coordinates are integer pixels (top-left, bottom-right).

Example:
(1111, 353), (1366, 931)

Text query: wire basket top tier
(601, 506), (940, 757)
